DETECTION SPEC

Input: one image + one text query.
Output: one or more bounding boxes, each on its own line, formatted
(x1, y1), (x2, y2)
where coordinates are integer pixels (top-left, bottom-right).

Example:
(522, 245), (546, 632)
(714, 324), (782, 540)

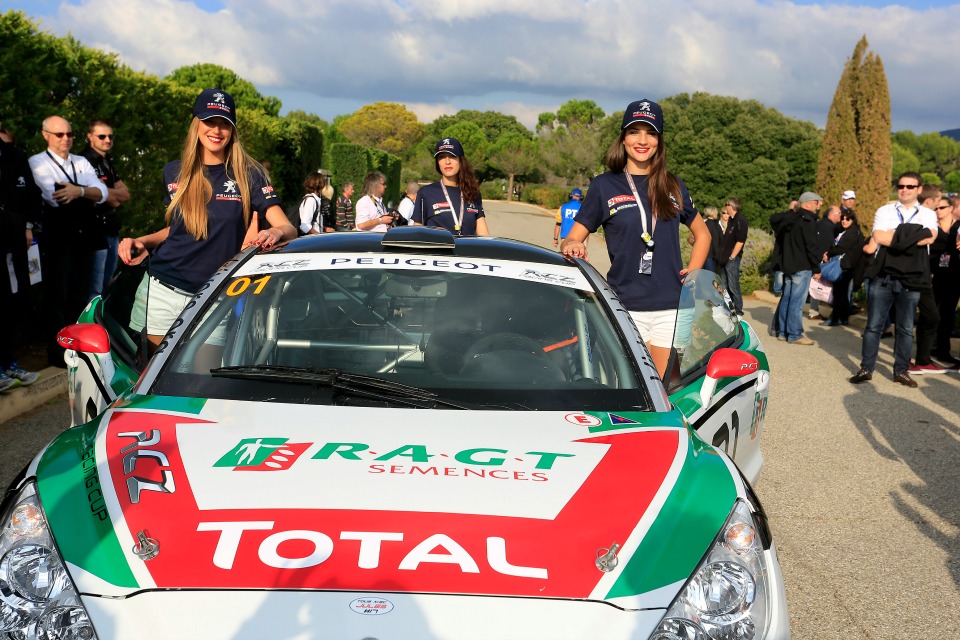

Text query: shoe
(850, 304), (862, 314)
(5, 362), (40, 386)
(790, 337), (815, 345)
(849, 368), (873, 384)
(908, 363), (946, 375)
(931, 351), (960, 366)
(819, 319), (839, 326)
(893, 371), (918, 388)
(0, 372), (21, 393)
(776, 336), (787, 342)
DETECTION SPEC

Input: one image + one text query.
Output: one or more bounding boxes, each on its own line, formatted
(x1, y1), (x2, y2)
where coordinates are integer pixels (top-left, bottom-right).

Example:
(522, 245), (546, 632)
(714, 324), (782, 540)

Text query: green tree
(816, 36), (891, 229)
(891, 130), (960, 179)
(488, 133), (538, 201)
(891, 141), (921, 178)
(660, 93), (821, 231)
(166, 63), (282, 116)
(339, 102), (424, 156)
(537, 100), (608, 184)
(943, 170), (960, 193)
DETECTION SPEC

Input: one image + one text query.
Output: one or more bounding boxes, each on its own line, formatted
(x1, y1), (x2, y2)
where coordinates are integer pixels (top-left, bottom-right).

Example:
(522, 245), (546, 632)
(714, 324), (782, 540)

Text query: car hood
(36, 395), (738, 609)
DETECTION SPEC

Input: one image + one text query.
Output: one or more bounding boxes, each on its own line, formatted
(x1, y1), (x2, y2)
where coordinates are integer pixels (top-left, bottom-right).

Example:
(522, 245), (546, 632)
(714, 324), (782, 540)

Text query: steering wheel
(463, 332), (545, 361)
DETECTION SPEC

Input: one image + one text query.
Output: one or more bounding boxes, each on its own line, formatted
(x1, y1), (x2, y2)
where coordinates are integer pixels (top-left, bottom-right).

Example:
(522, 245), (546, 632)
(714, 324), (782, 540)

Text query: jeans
(773, 270), (783, 295)
(720, 257), (743, 314)
(776, 270), (813, 342)
(102, 235), (120, 293)
(89, 248), (108, 303)
(702, 257), (717, 275)
(860, 279), (920, 375)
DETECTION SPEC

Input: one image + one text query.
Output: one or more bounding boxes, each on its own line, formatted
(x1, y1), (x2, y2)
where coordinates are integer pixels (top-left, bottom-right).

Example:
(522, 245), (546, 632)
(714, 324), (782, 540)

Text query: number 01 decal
(226, 275), (272, 297)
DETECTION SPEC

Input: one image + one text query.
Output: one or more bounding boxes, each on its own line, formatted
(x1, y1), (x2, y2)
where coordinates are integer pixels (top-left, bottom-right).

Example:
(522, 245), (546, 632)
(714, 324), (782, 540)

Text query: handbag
(809, 278), (833, 304)
(820, 255), (842, 282)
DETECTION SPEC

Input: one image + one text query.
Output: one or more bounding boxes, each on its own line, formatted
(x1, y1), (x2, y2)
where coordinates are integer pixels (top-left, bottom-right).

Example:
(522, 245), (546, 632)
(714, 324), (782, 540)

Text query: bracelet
(80, 186), (85, 198)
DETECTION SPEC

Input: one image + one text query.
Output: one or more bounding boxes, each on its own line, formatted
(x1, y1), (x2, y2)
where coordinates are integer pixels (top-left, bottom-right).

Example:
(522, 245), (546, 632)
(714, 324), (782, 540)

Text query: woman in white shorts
(119, 88), (296, 352)
(561, 98), (711, 379)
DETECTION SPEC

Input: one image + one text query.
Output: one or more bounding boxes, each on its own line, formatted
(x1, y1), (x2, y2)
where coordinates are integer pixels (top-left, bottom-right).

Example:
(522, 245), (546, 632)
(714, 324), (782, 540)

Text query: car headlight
(651, 500), (770, 640)
(0, 482), (98, 640)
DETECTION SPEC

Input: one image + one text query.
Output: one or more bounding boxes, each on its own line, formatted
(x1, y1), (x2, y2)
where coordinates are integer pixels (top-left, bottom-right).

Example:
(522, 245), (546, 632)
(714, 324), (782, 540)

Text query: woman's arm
(118, 227), (170, 266)
(249, 205), (297, 248)
(560, 223), (591, 259)
(684, 214), (710, 275)
(475, 217), (490, 236)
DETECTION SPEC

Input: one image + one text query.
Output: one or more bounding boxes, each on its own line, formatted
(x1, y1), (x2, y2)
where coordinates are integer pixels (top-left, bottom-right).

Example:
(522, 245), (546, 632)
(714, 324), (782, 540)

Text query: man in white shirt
(28, 115), (106, 367)
(850, 172), (937, 388)
(354, 172), (392, 232)
(397, 182), (419, 223)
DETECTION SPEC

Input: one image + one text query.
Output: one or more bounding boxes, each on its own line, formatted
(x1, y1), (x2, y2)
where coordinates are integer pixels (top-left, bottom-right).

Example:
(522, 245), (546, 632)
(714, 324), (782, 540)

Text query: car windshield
(152, 253), (649, 410)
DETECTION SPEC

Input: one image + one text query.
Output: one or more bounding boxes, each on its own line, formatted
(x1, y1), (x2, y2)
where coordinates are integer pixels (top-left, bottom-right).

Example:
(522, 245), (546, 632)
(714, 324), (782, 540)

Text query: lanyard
(373, 196), (386, 218)
(896, 203), (919, 224)
(439, 182), (465, 234)
(46, 150), (78, 184)
(624, 172), (655, 247)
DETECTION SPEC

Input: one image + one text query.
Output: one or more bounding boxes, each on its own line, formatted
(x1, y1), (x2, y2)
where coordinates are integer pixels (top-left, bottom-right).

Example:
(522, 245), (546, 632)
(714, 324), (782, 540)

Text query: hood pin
(132, 530), (160, 561)
(596, 542), (621, 572)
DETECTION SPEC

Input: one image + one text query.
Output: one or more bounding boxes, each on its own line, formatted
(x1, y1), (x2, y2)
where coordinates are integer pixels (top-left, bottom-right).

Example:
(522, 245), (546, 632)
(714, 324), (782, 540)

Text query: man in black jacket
(773, 192), (822, 345)
(850, 172), (937, 387)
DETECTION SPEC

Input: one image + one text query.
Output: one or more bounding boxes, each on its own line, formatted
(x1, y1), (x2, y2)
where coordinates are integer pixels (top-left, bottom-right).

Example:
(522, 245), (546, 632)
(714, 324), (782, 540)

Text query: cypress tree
(816, 36), (891, 230)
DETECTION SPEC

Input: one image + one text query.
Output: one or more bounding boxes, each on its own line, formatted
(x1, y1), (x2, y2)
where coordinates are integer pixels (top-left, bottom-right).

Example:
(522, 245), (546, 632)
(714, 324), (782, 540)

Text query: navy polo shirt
(412, 181), (485, 235)
(575, 172), (697, 312)
(151, 161), (279, 292)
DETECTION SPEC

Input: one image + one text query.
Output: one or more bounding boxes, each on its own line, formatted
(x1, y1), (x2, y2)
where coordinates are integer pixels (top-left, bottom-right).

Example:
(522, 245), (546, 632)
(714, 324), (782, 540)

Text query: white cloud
(30, 0), (960, 132)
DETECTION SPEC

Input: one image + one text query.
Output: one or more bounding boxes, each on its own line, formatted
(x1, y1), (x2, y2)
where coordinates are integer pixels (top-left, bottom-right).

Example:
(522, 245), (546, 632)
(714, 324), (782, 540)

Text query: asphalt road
(3, 201), (958, 638)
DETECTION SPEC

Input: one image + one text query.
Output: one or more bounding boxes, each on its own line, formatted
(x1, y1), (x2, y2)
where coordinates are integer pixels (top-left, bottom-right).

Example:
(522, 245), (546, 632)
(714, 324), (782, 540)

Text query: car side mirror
(699, 348), (759, 408)
(58, 324), (117, 424)
(57, 324), (111, 354)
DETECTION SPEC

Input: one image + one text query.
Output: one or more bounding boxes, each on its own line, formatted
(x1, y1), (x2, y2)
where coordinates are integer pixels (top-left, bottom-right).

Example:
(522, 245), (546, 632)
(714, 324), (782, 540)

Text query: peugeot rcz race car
(2, 227), (788, 639)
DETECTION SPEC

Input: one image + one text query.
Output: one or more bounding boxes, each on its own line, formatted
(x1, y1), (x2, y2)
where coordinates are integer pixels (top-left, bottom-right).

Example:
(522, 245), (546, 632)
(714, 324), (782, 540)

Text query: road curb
(0, 367), (67, 425)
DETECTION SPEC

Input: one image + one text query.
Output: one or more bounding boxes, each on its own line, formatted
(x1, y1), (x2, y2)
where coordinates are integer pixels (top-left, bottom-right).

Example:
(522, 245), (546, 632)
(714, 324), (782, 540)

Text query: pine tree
(816, 36), (892, 230)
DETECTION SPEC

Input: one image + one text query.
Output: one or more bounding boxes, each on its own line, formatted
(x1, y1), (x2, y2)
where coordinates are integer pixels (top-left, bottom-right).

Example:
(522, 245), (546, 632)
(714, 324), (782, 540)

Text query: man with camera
(28, 115), (106, 367)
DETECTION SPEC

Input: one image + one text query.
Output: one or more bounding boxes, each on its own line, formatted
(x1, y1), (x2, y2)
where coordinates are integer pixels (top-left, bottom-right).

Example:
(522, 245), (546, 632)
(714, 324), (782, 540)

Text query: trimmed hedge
(330, 142), (401, 206)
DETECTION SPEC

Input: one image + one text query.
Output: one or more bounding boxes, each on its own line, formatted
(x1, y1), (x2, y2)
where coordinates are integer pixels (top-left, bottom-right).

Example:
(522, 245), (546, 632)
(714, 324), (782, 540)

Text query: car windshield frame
(147, 252), (653, 411)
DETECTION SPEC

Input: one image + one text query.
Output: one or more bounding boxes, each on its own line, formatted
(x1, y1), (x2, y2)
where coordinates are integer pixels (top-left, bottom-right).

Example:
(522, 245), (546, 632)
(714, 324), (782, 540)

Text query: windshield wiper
(209, 365), (470, 409)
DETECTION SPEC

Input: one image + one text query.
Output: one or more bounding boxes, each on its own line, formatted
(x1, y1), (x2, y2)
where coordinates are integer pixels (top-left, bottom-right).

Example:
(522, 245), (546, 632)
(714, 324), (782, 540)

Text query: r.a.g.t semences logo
(215, 438), (310, 471)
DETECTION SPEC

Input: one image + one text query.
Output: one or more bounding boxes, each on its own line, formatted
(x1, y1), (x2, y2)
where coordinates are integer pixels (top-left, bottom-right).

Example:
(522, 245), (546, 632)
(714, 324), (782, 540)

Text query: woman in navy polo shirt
(119, 89), (296, 351)
(561, 99), (711, 379)
(412, 138), (489, 236)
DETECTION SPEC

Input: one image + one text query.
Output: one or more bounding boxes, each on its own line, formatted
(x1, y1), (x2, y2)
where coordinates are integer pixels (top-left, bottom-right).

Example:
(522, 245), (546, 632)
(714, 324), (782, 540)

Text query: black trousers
(829, 270), (855, 322)
(0, 232), (30, 369)
(39, 238), (94, 364)
(914, 287), (940, 366)
(933, 271), (960, 355)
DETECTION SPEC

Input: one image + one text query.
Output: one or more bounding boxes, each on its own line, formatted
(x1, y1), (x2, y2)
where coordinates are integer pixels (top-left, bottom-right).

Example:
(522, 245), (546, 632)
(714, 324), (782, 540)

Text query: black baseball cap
(434, 137), (464, 158)
(193, 89), (236, 127)
(621, 99), (663, 134)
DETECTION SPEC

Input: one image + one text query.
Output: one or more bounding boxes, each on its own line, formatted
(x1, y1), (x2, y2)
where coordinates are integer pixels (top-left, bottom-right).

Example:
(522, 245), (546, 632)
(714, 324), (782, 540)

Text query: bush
(680, 225), (775, 296)
(520, 183), (570, 209)
(480, 180), (507, 201)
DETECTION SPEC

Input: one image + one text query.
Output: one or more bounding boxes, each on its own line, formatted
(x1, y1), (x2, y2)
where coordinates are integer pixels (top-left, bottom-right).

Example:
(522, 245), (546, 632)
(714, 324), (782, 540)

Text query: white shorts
(130, 274), (228, 346)
(628, 309), (678, 348)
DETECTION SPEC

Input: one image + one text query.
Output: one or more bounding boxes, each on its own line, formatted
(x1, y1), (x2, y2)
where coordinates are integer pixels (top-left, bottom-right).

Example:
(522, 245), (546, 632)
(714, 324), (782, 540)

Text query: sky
(6, 0), (960, 134)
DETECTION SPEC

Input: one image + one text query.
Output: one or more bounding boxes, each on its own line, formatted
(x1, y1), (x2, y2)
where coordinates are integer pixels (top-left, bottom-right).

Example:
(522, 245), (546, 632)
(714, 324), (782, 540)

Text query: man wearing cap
(554, 188), (584, 249)
(28, 115), (107, 366)
(840, 190), (857, 216)
(773, 192), (822, 345)
(850, 172), (937, 387)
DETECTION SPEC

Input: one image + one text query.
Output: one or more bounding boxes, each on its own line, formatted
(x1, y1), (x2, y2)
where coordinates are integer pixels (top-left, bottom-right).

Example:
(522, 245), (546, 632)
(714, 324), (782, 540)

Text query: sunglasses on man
(44, 130), (74, 139)
(95, 134), (115, 140)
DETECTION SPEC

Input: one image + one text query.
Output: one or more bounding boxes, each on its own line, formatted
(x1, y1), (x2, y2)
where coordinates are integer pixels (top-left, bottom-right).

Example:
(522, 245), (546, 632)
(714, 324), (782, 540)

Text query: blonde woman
(119, 89), (296, 348)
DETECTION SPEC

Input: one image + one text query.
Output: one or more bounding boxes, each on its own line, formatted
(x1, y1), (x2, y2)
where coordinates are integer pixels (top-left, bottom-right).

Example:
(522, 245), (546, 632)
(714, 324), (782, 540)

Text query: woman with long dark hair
(822, 210), (864, 326)
(562, 99), (710, 378)
(119, 89), (296, 349)
(412, 138), (489, 236)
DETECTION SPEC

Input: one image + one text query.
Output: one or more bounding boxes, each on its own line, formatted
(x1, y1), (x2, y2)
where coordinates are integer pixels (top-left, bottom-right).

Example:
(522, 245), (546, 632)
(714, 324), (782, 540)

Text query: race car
(2, 227), (787, 639)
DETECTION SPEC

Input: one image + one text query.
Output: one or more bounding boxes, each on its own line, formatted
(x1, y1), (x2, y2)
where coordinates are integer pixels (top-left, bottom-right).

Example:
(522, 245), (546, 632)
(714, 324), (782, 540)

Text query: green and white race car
(2, 227), (787, 639)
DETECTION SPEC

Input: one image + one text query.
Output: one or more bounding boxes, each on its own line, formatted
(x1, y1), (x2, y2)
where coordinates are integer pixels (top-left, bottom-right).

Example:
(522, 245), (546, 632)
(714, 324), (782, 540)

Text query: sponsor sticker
(349, 597), (394, 615)
(565, 413), (602, 427)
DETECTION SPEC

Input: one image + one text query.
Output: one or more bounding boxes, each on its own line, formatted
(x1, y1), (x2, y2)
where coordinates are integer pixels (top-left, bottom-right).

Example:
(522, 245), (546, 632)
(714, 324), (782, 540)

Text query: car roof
(269, 227), (572, 267)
